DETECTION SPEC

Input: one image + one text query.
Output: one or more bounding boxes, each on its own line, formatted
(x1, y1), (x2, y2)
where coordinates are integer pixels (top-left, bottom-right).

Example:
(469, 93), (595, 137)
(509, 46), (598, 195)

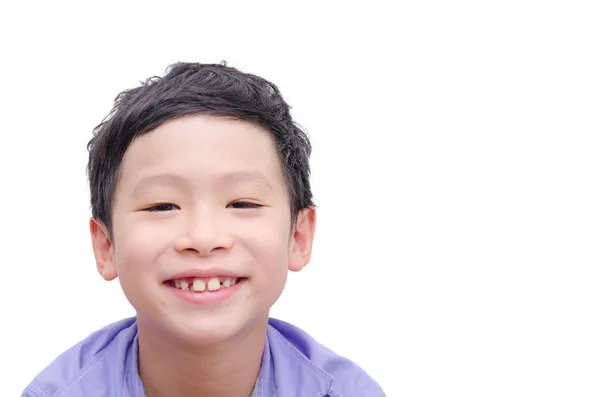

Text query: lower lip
(165, 279), (246, 305)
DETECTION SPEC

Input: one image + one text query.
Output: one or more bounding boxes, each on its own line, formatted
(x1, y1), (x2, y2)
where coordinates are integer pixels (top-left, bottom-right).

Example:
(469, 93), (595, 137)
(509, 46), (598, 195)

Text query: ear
(89, 217), (117, 281)
(288, 207), (317, 272)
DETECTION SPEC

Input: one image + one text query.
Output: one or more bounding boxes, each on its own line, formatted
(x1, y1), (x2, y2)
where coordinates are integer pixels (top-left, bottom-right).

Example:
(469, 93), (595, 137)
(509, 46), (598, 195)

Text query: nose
(173, 206), (234, 256)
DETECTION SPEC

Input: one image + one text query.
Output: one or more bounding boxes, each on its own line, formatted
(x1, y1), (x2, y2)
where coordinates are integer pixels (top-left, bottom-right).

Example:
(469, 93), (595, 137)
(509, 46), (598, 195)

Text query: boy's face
(90, 115), (316, 345)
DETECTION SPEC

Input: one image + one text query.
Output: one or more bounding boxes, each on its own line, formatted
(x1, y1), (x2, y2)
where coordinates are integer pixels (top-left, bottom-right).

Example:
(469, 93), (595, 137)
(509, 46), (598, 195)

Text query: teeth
(172, 277), (239, 292)
(207, 278), (220, 291)
(192, 279), (206, 292)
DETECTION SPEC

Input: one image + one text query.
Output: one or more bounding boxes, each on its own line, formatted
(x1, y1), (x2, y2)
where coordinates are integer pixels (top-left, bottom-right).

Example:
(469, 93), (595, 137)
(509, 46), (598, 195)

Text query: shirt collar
(262, 320), (334, 397)
(126, 321), (333, 397)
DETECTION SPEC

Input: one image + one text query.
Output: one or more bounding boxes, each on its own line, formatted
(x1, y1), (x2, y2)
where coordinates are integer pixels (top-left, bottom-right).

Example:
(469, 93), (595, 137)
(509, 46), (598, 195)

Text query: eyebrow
(217, 170), (275, 195)
(131, 173), (192, 198)
(131, 171), (275, 198)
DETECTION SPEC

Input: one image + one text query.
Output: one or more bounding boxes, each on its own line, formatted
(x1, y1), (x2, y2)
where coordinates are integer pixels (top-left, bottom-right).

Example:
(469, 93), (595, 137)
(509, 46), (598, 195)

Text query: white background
(1, 1), (599, 396)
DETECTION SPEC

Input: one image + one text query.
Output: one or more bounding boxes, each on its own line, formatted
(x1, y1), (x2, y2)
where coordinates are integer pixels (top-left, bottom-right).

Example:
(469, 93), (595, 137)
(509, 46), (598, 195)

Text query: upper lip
(167, 268), (244, 280)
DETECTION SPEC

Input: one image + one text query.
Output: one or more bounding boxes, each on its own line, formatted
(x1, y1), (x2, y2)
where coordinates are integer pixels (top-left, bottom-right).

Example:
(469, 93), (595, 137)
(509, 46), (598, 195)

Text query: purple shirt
(21, 317), (385, 397)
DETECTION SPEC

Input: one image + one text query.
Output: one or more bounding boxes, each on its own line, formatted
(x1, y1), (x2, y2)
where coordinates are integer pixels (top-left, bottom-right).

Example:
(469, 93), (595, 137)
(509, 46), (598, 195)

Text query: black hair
(87, 61), (313, 236)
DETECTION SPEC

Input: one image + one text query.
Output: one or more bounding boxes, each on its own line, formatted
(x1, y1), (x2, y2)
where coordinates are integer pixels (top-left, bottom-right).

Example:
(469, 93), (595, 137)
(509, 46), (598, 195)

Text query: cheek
(240, 220), (291, 292)
(248, 233), (289, 264)
(114, 219), (169, 275)
(241, 215), (290, 258)
(244, 231), (289, 305)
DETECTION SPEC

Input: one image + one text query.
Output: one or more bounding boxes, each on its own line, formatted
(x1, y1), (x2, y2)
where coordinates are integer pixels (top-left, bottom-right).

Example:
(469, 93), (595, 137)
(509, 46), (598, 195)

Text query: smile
(168, 277), (243, 292)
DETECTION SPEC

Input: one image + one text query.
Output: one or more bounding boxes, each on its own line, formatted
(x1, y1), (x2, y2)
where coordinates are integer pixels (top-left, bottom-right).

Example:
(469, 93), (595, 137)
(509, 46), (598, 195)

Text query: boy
(22, 62), (385, 397)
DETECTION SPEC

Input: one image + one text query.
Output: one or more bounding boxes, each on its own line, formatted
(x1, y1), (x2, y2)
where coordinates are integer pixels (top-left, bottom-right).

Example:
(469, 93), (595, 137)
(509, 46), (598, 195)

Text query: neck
(137, 317), (267, 397)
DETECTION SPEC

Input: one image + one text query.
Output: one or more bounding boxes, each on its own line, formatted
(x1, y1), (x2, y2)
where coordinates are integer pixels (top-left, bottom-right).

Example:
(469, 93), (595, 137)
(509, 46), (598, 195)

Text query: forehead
(116, 115), (286, 195)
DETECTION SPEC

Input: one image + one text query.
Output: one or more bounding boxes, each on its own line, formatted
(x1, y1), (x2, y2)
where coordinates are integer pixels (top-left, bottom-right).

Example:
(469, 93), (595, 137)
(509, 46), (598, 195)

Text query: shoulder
(21, 317), (138, 397)
(267, 318), (386, 397)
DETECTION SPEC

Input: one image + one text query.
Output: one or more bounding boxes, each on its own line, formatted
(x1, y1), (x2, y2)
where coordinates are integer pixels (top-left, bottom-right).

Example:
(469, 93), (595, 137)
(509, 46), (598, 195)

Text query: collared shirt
(21, 317), (385, 397)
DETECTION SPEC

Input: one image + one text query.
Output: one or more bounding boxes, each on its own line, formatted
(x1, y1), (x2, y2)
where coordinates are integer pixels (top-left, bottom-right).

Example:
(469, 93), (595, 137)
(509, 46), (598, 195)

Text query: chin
(133, 286), (274, 347)
(171, 313), (266, 347)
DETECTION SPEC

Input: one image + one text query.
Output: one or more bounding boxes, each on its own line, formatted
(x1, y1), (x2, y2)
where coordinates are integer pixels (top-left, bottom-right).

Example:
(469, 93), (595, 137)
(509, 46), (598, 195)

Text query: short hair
(87, 62), (314, 236)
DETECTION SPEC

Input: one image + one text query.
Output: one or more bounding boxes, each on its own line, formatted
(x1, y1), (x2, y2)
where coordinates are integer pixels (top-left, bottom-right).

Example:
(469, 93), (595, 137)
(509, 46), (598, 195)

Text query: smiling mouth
(165, 277), (245, 292)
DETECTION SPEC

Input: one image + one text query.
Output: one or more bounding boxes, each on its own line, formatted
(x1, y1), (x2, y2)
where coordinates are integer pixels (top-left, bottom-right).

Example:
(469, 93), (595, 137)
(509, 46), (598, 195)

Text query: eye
(229, 201), (262, 209)
(144, 203), (179, 212)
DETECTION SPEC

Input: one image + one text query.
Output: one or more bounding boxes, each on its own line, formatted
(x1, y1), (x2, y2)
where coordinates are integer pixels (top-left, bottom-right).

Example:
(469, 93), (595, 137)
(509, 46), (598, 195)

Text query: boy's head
(87, 62), (317, 344)
(88, 62), (314, 236)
